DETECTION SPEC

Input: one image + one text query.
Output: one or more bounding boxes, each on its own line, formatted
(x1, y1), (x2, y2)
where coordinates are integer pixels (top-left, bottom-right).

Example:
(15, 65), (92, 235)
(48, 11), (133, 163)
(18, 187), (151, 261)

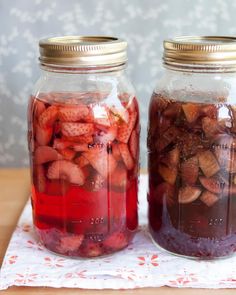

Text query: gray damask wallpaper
(1, 0), (236, 167)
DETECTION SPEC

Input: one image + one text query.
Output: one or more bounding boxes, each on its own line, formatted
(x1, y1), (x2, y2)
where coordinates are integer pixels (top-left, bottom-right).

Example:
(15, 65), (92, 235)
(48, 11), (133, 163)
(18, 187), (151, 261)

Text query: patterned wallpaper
(1, 0), (236, 167)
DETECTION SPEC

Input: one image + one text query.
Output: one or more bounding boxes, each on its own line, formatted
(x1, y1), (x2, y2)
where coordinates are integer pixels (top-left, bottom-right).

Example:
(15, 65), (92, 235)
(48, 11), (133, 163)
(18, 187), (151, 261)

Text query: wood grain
(0, 168), (234, 294)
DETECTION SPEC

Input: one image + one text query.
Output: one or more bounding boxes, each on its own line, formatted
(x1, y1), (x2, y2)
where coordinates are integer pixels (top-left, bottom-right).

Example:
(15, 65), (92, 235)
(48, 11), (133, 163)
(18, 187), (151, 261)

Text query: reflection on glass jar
(148, 36), (236, 259)
(28, 36), (140, 258)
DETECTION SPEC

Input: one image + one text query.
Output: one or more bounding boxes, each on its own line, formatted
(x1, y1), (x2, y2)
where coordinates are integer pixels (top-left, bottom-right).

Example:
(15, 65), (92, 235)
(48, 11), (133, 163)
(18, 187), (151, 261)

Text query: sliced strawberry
(74, 155), (90, 167)
(61, 122), (94, 137)
(202, 117), (222, 138)
(34, 100), (46, 119)
(73, 143), (89, 152)
(34, 146), (62, 164)
(110, 106), (129, 124)
(180, 156), (198, 185)
(154, 182), (175, 206)
(53, 138), (72, 150)
(80, 242), (102, 257)
(111, 143), (121, 161)
(199, 176), (225, 194)
(201, 104), (217, 119)
(118, 143), (134, 170)
(129, 130), (138, 159)
(213, 144), (236, 173)
(94, 126), (117, 144)
(35, 124), (52, 146)
(83, 108), (94, 123)
(84, 172), (105, 192)
(161, 146), (180, 168)
(103, 231), (128, 250)
(59, 148), (76, 161)
(34, 165), (46, 193)
(178, 186), (202, 204)
(198, 150), (220, 177)
(47, 160), (85, 185)
(92, 105), (111, 127)
(158, 164), (177, 185)
(57, 234), (84, 253)
(157, 126), (180, 151)
(182, 103), (200, 123)
(83, 149), (117, 178)
(200, 191), (219, 207)
(38, 105), (58, 128)
(116, 111), (137, 143)
(110, 164), (128, 191)
(163, 102), (181, 118)
(58, 105), (89, 122)
(63, 134), (93, 144)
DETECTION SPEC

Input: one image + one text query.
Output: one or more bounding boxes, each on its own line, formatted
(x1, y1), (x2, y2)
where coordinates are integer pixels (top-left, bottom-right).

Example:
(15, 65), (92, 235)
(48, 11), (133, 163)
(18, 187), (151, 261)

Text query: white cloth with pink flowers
(1, 174), (236, 290)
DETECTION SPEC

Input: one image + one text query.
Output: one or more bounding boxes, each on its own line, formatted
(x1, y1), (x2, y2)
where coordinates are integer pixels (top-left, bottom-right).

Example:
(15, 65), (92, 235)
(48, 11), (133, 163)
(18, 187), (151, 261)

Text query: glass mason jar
(28, 36), (140, 258)
(148, 36), (236, 259)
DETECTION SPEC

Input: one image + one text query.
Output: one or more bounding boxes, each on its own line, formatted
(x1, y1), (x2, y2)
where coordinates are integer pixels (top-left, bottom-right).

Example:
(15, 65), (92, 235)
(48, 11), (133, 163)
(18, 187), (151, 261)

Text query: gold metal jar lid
(163, 36), (236, 70)
(39, 36), (127, 67)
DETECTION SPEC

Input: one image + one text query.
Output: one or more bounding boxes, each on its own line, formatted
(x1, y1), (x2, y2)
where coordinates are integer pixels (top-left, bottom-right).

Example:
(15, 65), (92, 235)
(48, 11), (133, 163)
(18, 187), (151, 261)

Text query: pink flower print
(26, 239), (44, 251)
(44, 256), (65, 267)
(115, 269), (137, 281)
(8, 255), (18, 265)
(15, 273), (38, 284)
(65, 270), (87, 279)
(137, 254), (159, 267)
(169, 273), (198, 286)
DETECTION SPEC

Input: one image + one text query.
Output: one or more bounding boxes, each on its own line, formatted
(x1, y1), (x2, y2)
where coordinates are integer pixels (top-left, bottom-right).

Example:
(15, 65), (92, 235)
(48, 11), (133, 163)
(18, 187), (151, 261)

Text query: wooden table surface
(0, 168), (235, 294)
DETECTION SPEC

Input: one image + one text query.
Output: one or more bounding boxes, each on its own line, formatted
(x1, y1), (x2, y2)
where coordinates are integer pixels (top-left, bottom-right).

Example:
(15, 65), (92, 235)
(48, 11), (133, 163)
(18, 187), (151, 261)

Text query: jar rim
(163, 36), (236, 71)
(39, 35), (128, 67)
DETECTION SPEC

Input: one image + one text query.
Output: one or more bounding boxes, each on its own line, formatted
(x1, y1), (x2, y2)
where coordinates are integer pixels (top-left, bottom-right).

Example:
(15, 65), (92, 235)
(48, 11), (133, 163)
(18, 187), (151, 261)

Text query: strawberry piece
(59, 148), (76, 160)
(200, 191), (219, 207)
(161, 146), (180, 168)
(84, 172), (105, 192)
(53, 138), (72, 150)
(129, 130), (139, 159)
(92, 105), (111, 127)
(178, 186), (202, 204)
(38, 105), (58, 128)
(199, 176), (225, 194)
(180, 156), (198, 185)
(73, 143), (89, 152)
(94, 126), (117, 144)
(110, 107), (129, 124)
(47, 160), (85, 185)
(179, 132), (205, 158)
(157, 126), (180, 151)
(61, 122), (94, 137)
(198, 150), (220, 177)
(116, 111), (137, 143)
(154, 182), (175, 206)
(201, 104), (217, 119)
(74, 155), (90, 167)
(63, 134), (93, 144)
(103, 231), (128, 250)
(57, 234), (84, 253)
(118, 143), (134, 170)
(182, 103), (200, 123)
(158, 164), (177, 185)
(81, 242), (102, 257)
(163, 102), (181, 118)
(202, 117), (222, 138)
(112, 143), (122, 161)
(110, 164), (128, 191)
(34, 100), (46, 119)
(35, 124), (52, 146)
(34, 146), (62, 164)
(58, 105), (89, 122)
(83, 149), (117, 178)
(34, 165), (46, 193)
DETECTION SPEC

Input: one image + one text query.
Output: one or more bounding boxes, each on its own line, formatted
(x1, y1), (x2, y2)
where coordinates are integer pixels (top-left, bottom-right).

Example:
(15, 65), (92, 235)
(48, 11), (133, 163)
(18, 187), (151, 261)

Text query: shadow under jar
(27, 36), (140, 258)
(147, 36), (236, 259)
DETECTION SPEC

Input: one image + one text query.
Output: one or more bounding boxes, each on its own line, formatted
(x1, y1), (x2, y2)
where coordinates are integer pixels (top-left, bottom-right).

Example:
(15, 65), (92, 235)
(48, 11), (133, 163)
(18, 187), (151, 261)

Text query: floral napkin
(1, 175), (236, 290)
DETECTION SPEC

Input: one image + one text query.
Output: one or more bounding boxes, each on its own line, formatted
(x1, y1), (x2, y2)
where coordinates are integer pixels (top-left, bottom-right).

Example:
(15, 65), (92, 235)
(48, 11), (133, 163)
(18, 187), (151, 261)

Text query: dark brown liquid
(148, 92), (236, 259)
